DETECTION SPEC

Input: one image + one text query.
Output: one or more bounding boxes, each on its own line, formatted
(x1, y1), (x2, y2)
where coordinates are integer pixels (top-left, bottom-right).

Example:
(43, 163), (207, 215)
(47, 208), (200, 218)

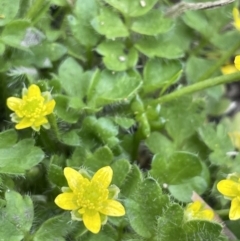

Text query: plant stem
(48, 114), (61, 142)
(152, 71), (240, 104)
(215, 209), (229, 218)
(197, 41), (240, 81)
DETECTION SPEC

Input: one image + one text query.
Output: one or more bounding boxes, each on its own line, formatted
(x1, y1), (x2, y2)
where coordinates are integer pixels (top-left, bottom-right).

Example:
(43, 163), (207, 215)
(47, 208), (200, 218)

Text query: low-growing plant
(1, 0), (240, 240)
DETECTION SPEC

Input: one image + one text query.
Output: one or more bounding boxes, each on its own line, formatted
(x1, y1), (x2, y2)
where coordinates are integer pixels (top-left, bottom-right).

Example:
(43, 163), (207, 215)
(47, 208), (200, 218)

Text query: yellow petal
(82, 210), (101, 234)
(221, 65), (238, 75)
(64, 167), (85, 192)
(233, 8), (240, 31)
(229, 197), (240, 220)
(234, 56), (240, 71)
(229, 132), (240, 150)
(92, 166), (113, 189)
(45, 99), (56, 115)
(217, 179), (239, 198)
(6, 97), (23, 112)
(27, 84), (41, 98)
(34, 117), (48, 127)
(15, 117), (32, 129)
(186, 201), (201, 213)
(100, 199), (125, 216)
(54, 192), (78, 210)
(198, 210), (214, 221)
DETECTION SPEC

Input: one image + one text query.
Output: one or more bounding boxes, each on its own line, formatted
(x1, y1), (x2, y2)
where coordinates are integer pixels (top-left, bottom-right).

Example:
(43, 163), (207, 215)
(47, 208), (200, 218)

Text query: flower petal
(229, 197), (240, 220)
(54, 193), (78, 210)
(27, 84), (41, 97)
(234, 56), (240, 71)
(82, 210), (101, 234)
(221, 65), (238, 75)
(92, 166), (112, 189)
(186, 201), (201, 213)
(229, 132), (240, 150)
(34, 117), (48, 127)
(64, 167), (85, 192)
(217, 179), (240, 198)
(197, 210), (214, 221)
(7, 97), (23, 112)
(45, 99), (56, 115)
(100, 199), (125, 216)
(16, 118), (32, 129)
(233, 8), (240, 31)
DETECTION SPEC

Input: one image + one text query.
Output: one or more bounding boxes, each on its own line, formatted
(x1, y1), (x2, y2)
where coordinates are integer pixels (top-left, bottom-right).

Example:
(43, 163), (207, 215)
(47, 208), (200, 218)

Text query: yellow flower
(233, 7), (240, 31)
(228, 132), (240, 150)
(234, 55), (240, 71)
(54, 166), (125, 234)
(217, 173), (240, 220)
(184, 201), (214, 221)
(221, 64), (238, 75)
(6, 84), (55, 131)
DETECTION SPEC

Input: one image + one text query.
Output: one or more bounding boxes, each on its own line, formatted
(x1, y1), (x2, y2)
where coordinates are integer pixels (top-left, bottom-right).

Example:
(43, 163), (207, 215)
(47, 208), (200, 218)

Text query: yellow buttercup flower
(7, 84), (55, 131)
(184, 201), (214, 221)
(217, 173), (240, 220)
(233, 8), (240, 31)
(221, 64), (238, 75)
(234, 55), (240, 71)
(55, 166), (125, 234)
(228, 132), (240, 150)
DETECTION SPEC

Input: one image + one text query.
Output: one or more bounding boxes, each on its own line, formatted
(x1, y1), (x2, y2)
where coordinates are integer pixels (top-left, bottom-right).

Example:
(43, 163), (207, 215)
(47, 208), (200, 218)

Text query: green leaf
(0, 190), (33, 241)
(182, 11), (216, 38)
(87, 70), (142, 107)
(48, 164), (66, 187)
(184, 220), (223, 241)
(68, 146), (87, 167)
(84, 146), (113, 171)
(186, 56), (217, 83)
(168, 176), (208, 202)
(60, 130), (81, 146)
(0, 129), (17, 148)
(58, 57), (83, 97)
(34, 43), (66, 61)
(33, 213), (78, 241)
(131, 10), (173, 35)
(0, 42), (5, 55)
(143, 58), (182, 94)
(198, 124), (233, 165)
(150, 152), (202, 185)
(91, 7), (129, 38)
(111, 159), (131, 187)
(103, 0), (158, 17)
(96, 40), (138, 71)
(135, 34), (184, 59)
(1, 20), (31, 50)
(121, 165), (143, 198)
(125, 178), (169, 238)
(156, 204), (185, 241)
(0, 0), (20, 26)
(111, 117), (135, 129)
(161, 97), (205, 144)
(0, 139), (44, 175)
(67, 14), (100, 47)
(145, 132), (174, 156)
(54, 94), (80, 123)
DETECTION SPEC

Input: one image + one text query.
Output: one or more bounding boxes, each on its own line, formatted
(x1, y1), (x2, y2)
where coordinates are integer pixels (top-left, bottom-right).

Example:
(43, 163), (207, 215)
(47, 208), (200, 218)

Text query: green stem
(215, 209), (229, 219)
(197, 41), (240, 82)
(152, 71), (240, 104)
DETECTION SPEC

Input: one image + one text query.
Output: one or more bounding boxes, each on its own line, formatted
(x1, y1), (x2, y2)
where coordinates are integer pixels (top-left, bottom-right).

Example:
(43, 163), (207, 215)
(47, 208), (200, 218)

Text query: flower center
(77, 179), (109, 211)
(20, 96), (46, 121)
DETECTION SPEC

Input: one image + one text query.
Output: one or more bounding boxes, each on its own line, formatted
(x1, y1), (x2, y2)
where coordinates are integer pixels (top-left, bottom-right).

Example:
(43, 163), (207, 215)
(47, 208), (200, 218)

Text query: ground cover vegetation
(1, 0), (240, 240)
